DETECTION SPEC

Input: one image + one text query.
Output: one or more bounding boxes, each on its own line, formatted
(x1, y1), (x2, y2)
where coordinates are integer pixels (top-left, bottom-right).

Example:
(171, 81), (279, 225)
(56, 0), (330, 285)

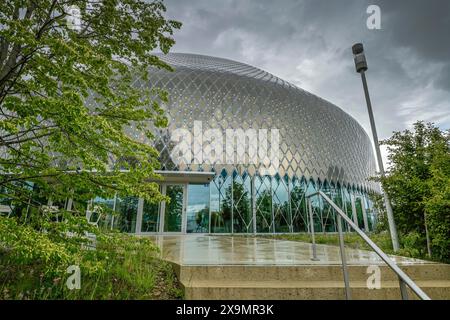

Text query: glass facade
(120, 53), (380, 234)
(77, 170), (377, 234)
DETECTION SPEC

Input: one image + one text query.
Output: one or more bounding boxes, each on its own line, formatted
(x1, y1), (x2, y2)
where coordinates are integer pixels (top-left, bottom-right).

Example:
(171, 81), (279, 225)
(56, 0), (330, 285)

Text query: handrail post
(399, 278), (409, 300)
(314, 190), (431, 300)
(308, 198), (319, 261)
(337, 213), (352, 300)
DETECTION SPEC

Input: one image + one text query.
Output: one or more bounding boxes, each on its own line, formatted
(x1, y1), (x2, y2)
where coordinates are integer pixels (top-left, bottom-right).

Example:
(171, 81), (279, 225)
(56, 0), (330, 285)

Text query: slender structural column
(350, 194), (359, 226)
(308, 198), (319, 261)
(361, 197), (369, 232)
(352, 43), (400, 252)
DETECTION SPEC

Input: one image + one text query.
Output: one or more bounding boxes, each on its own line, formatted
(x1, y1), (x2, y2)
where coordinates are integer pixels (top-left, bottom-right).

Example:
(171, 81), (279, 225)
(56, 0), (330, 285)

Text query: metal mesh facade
(83, 53), (381, 234)
(139, 53), (377, 193)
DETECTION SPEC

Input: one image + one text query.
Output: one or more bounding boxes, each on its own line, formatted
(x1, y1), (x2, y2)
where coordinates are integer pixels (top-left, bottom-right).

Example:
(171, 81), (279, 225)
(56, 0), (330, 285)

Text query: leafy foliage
(378, 122), (449, 262)
(0, 214), (182, 299)
(0, 0), (181, 207)
(0, 0), (183, 300)
(423, 137), (450, 262)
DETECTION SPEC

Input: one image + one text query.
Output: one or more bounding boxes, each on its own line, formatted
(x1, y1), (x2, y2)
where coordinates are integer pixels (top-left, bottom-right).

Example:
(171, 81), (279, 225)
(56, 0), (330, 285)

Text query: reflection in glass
(319, 181), (335, 232)
(340, 186), (353, 232)
(355, 196), (364, 229)
(164, 185), (183, 232)
(210, 171), (232, 233)
(186, 184), (210, 233)
(55, 174), (377, 235)
(232, 172), (253, 233)
(273, 175), (290, 232)
(306, 180), (322, 232)
(366, 196), (376, 231)
(91, 196), (115, 228)
(115, 196), (138, 233)
(256, 175), (272, 232)
(142, 200), (160, 232)
(290, 178), (308, 232)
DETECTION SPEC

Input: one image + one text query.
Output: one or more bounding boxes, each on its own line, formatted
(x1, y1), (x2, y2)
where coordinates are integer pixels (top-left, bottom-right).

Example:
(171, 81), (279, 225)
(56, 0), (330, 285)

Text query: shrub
(0, 214), (182, 299)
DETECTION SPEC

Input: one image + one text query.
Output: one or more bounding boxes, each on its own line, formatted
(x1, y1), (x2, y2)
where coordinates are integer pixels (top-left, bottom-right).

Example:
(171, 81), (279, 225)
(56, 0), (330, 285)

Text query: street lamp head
(352, 43), (364, 55)
(352, 43), (368, 73)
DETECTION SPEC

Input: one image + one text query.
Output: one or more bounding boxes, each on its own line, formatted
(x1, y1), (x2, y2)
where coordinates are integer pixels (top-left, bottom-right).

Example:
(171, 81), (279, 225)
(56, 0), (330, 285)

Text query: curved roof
(140, 53), (377, 191)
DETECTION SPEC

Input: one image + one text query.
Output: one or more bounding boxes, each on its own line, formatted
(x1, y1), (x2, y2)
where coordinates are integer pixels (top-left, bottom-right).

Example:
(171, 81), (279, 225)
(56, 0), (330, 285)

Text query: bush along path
(0, 215), (183, 300)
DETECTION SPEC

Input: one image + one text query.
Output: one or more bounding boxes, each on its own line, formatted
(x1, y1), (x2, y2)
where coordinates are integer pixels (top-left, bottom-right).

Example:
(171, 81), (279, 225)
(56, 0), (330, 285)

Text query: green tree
(424, 136), (450, 262)
(0, 0), (181, 211)
(379, 121), (449, 262)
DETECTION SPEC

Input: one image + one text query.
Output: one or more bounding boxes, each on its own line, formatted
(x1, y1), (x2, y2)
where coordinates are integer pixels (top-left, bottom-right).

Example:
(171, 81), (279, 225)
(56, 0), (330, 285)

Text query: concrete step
(173, 263), (450, 300)
(184, 279), (450, 300)
(175, 264), (450, 282)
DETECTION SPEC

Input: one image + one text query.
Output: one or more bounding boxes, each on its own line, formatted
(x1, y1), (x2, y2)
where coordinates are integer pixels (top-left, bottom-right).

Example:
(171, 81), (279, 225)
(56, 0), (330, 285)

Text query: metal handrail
(306, 190), (431, 300)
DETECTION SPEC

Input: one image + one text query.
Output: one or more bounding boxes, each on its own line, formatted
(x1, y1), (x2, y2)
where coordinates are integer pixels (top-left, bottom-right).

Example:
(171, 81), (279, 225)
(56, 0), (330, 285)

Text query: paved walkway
(148, 235), (431, 266)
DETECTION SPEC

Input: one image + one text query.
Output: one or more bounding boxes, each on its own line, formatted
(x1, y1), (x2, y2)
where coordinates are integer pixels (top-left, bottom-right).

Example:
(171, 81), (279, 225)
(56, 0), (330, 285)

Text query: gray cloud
(163, 0), (450, 167)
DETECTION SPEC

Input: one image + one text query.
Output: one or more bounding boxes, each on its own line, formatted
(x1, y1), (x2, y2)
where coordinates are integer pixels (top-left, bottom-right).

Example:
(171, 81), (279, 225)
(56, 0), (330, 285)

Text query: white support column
(159, 185), (167, 233)
(135, 197), (144, 235)
(340, 188), (348, 232)
(110, 193), (117, 230)
(361, 197), (369, 232)
(182, 183), (188, 234)
(350, 194), (359, 227)
(66, 198), (73, 211)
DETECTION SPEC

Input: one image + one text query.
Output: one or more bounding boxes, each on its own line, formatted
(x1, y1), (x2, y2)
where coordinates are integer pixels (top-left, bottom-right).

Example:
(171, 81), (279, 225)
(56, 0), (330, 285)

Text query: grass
(0, 247), (183, 300)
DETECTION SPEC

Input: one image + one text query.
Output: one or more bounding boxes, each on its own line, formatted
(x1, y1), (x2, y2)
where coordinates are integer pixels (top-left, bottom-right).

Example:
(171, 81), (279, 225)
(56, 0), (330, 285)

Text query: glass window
(290, 178), (308, 232)
(210, 171), (232, 233)
(320, 181), (337, 232)
(354, 196), (365, 230)
(255, 175), (272, 233)
(186, 184), (210, 233)
(141, 200), (160, 232)
(273, 175), (290, 232)
(365, 196), (376, 231)
(340, 186), (353, 232)
(163, 185), (183, 232)
(115, 196), (138, 233)
(232, 171), (253, 233)
(306, 179), (321, 232)
(91, 196), (115, 228)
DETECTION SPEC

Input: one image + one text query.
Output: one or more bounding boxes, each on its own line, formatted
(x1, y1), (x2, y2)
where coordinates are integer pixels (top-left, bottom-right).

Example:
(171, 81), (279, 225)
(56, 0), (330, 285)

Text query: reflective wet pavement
(148, 235), (432, 266)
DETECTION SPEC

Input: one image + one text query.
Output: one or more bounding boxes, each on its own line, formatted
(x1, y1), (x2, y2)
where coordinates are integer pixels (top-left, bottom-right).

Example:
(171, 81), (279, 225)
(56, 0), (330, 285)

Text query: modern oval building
(103, 53), (380, 235)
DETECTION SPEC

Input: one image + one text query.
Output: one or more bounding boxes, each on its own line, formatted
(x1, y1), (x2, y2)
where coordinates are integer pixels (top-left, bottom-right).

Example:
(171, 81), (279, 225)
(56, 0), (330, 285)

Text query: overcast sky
(163, 0), (450, 168)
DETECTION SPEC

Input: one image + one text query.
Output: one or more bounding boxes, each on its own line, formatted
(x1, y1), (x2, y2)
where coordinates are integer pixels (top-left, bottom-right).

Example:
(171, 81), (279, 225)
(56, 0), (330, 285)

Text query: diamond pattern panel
(143, 53), (378, 192)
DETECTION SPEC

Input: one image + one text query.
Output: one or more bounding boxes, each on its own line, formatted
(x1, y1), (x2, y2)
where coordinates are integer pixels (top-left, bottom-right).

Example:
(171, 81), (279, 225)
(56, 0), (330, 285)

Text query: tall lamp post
(352, 43), (400, 252)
